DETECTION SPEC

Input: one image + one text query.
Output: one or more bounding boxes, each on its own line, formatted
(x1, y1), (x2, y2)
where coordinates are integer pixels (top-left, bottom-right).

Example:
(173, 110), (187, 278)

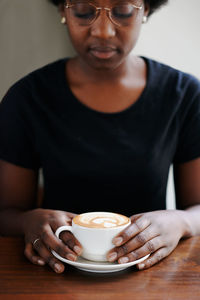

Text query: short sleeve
(0, 80), (40, 170)
(173, 75), (200, 164)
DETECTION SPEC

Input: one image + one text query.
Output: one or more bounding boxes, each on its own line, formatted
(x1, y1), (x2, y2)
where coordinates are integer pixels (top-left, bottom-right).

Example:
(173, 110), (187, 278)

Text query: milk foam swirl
(73, 212), (129, 228)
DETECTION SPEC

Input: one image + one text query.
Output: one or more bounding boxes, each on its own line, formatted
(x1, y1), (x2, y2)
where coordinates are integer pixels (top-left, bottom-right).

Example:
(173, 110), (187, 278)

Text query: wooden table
(0, 236), (200, 300)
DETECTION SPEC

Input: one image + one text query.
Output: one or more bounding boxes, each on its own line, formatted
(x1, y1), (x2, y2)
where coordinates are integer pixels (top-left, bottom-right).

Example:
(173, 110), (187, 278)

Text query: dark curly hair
(48, 0), (169, 16)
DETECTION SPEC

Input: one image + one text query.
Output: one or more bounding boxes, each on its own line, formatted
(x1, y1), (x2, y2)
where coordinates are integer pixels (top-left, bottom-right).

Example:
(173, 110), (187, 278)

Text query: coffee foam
(73, 212), (130, 228)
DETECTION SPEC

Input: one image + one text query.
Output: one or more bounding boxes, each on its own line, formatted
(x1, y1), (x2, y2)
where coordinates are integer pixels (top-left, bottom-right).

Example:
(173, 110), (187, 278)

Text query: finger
(50, 214), (75, 231)
(64, 211), (77, 220)
(136, 247), (168, 270)
(109, 225), (159, 261)
(40, 224), (79, 260)
(49, 218), (82, 255)
(112, 216), (151, 247)
(59, 231), (83, 256)
(130, 214), (143, 223)
(32, 238), (65, 273)
(118, 236), (162, 264)
(24, 243), (46, 266)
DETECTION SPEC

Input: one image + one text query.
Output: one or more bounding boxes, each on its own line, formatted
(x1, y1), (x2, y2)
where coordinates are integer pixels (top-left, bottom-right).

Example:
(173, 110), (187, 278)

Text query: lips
(89, 46), (118, 59)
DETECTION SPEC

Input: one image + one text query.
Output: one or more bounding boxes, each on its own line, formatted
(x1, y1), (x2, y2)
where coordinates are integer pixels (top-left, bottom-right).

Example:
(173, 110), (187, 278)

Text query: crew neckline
(61, 56), (151, 117)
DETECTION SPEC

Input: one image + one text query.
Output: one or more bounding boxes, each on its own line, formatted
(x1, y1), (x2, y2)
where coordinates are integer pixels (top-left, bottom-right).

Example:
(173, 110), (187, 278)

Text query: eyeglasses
(65, 1), (143, 27)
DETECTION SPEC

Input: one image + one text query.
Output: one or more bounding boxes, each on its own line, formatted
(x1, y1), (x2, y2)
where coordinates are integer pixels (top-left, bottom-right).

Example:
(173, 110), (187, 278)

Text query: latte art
(73, 212), (130, 228)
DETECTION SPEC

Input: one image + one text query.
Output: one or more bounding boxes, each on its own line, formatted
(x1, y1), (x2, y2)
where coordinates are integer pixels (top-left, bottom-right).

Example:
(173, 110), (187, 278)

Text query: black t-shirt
(1, 57), (200, 216)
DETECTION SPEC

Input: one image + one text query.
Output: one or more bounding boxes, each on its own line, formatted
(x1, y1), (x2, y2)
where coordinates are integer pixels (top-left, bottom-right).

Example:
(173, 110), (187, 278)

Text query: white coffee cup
(55, 212), (131, 262)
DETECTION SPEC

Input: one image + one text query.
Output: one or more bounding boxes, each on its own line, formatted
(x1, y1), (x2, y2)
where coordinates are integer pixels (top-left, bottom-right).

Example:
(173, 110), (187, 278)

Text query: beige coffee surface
(73, 212), (130, 228)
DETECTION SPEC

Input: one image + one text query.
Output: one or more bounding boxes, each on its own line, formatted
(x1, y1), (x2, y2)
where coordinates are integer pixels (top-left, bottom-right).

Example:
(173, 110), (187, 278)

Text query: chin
(87, 54), (124, 72)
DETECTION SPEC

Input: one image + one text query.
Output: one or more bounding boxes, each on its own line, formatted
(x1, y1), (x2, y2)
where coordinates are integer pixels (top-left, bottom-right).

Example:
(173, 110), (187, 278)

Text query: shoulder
(26, 58), (67, 85)
(143, 56), (200, 105)
(1, 58), (68, 110)
(2, 58), (67, 99)
(143, 56), (199, 85)
(143, 57), (200, 85)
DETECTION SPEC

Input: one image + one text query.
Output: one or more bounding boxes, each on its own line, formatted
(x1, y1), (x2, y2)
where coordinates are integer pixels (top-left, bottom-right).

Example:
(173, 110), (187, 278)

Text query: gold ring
(33, 238), (40, 247)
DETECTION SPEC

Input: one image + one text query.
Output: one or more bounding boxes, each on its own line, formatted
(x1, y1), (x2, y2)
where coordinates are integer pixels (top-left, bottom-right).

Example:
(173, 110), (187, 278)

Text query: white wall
(0, 0), (75, 100)
(134, 0), (200, 79)
(1, 0), (200, 209)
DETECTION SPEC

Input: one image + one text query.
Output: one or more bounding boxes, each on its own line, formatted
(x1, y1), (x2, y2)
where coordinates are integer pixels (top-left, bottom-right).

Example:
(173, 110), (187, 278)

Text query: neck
(70, 54), (139, 84)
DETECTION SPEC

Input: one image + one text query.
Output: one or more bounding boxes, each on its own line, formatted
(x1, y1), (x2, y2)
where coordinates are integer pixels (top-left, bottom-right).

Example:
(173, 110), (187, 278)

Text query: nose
(90, 10), (116, 39)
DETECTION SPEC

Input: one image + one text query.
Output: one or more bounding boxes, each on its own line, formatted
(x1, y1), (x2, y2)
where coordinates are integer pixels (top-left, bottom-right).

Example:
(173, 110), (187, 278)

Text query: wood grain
(0, 237), (200, 299)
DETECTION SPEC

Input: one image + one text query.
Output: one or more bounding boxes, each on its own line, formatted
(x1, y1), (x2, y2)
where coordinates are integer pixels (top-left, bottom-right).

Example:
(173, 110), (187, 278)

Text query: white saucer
(51, 250), (150, 273)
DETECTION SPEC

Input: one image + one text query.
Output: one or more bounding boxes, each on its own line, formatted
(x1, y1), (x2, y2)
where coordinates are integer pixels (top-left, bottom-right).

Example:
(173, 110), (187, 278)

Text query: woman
(0, 0), (200, 274)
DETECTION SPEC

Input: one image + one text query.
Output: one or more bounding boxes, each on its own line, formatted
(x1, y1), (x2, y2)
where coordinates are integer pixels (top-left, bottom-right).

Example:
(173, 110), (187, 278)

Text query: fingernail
(119, 257), (129, 264)
(66, 253), (77, 261)
(38, 259), (45, 265)
(112, 237), (123, 246)
(138, 263), (145, 270)
(107, 252), (118, 262)
(74, 245), (82, 255)
(54, 263), (62, 272)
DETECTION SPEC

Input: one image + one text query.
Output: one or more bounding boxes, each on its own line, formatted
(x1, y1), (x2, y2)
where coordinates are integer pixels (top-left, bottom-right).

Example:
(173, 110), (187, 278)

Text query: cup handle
(55, 225), (73, 239)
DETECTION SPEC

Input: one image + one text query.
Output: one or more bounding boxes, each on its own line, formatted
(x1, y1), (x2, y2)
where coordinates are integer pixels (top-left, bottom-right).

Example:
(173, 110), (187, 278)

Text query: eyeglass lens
(67, 1), (142, 26)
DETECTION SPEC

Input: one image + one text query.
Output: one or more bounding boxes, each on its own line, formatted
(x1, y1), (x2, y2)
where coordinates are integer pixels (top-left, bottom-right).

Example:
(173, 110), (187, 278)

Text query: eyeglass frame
(64, 1), (143, 27)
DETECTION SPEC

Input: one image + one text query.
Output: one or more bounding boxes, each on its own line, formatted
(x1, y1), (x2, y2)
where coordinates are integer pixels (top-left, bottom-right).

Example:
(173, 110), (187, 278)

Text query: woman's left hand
(107, 210), (189, 270)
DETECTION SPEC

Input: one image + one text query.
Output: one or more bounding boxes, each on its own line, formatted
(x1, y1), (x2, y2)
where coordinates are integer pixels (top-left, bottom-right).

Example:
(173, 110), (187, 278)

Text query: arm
(106, 158), (200, 269)
(174, 157), (200, 236)
(0, 160), (82, 273)
(0, 160), (38, 235)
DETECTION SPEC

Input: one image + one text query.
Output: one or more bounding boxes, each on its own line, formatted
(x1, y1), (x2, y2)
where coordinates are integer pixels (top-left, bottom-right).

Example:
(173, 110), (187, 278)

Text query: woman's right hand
(22, 208), (83, 273)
